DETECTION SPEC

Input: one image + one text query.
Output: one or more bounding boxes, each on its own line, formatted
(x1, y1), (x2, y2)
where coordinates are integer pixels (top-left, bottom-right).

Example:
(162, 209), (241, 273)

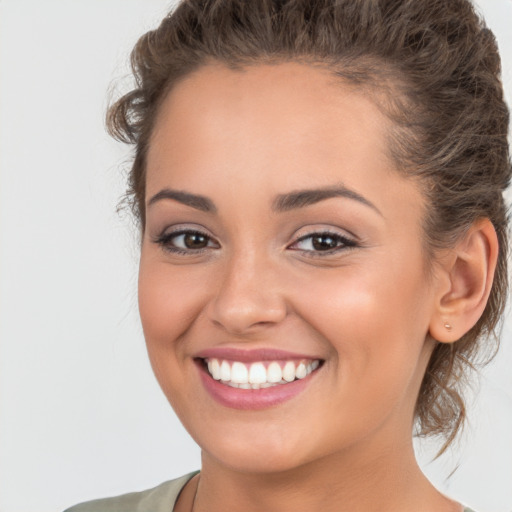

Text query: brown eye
(289, 231), (358, 255)
(311, 234), (339, 251)
(155, 229), (219, 254)
(183, 232), (209, 249)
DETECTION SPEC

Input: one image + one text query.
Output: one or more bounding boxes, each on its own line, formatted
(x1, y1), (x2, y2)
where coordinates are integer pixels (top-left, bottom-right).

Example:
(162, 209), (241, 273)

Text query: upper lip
(194, 347), (322, 362)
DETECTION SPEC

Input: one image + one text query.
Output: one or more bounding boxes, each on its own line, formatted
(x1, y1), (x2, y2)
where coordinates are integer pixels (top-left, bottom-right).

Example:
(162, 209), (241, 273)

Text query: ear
(428, 219), (499, 343)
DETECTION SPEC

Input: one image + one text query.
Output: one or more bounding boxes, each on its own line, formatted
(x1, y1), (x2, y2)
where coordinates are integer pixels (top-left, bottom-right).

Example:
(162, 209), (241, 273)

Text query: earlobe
(428, 219), (499, 344)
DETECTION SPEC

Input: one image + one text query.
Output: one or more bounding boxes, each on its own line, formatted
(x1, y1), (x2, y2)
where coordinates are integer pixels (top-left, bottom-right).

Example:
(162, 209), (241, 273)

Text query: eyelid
(287, 228), (359, 255)
(151, 224), (359, 256)
(154, 223), (217, 239)
(152, 224), (220, 254)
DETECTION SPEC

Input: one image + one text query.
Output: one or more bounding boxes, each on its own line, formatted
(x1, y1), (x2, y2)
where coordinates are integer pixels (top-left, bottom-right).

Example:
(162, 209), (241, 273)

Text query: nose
(207, 249), (288, 335)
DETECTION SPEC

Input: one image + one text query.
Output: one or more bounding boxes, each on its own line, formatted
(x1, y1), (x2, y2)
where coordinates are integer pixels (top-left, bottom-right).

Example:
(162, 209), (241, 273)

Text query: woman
(66, 0), (510, 511)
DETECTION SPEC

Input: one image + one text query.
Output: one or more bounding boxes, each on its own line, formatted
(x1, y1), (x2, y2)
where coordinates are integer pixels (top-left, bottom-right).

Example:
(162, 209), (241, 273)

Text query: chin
(197, 424), (316, 475)
(205, 446), (310, 475)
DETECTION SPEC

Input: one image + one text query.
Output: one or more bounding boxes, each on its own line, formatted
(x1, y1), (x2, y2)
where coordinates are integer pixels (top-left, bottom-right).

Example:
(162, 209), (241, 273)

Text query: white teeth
(205, 358), (321, 387)
(295, 362), (307, 379)
(267, 362), (282, 383)
(249, 362), (267, 384)
(220, 360), (231, 381)
(231, 362), (248, 384)
(208, 359), (221, 380)
(282, 361), (296, 382)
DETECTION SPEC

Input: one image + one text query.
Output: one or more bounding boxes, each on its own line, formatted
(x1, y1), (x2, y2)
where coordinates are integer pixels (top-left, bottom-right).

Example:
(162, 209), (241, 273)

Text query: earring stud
(444, 322), (452, 331)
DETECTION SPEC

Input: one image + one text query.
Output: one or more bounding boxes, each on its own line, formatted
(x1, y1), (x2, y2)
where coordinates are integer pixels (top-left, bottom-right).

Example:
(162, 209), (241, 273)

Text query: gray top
(64, 472), (199, 512)
(64, 472), (476, 512)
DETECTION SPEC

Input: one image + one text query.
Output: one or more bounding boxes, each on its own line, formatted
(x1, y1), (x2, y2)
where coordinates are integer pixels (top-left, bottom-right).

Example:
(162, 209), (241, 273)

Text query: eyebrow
(147, 188), (217, 213)
(272, 185), (382, 215)
(147, 184), (381, 216)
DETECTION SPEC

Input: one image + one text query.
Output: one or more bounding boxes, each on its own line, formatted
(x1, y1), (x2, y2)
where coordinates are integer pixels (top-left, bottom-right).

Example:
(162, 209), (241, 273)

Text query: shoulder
(63, 472), (199, 512)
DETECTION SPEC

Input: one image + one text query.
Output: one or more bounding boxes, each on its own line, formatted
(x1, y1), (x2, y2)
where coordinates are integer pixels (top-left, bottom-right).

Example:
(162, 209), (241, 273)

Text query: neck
(192, 436), (459, 512)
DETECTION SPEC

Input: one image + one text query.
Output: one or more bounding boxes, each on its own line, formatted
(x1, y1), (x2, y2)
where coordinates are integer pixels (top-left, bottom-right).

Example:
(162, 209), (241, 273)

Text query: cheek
(292, 259), (432, 387)
(137, 255), (212, 413)
(138, 255), (208, 347)
(137, 255), (215, 407)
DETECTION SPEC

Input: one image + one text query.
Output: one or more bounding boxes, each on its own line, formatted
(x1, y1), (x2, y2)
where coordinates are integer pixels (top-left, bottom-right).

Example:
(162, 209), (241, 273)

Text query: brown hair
(107, 0), (511, 448)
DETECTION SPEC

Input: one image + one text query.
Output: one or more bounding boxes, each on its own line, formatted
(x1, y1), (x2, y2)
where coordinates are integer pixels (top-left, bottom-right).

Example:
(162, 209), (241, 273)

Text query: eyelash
(289, 230), (358, 256)
(154, 229), (218, 255)
(154, 228), (358, 256)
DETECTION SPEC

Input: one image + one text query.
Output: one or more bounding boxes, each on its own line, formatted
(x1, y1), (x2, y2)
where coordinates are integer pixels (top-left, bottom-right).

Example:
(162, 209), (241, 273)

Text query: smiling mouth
(200, 358), (322, 389)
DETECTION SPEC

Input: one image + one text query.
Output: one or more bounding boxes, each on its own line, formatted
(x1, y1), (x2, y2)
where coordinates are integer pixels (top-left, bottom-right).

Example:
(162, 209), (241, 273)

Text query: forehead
(146, 61), (422, 217)
(150, 62), (390, 150)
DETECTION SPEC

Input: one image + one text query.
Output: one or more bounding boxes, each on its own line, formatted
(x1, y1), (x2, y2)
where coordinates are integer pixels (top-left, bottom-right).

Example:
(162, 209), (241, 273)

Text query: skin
(138, 62), (490, 512)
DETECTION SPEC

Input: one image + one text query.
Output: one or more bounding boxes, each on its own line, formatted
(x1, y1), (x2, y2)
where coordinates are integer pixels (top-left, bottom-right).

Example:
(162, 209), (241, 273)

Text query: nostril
(207, 297), (288, 335)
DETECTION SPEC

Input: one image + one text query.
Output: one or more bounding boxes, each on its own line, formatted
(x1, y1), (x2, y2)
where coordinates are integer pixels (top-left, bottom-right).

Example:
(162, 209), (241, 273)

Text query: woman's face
(139, 62), (440, 473)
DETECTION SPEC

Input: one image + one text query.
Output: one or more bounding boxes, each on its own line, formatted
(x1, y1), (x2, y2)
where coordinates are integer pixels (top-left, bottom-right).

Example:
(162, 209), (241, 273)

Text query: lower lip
(196, 361), (318, 410)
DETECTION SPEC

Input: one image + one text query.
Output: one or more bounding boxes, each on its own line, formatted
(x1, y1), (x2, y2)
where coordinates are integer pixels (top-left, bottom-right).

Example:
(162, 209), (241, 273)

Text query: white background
(0, 1), (511, 511)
